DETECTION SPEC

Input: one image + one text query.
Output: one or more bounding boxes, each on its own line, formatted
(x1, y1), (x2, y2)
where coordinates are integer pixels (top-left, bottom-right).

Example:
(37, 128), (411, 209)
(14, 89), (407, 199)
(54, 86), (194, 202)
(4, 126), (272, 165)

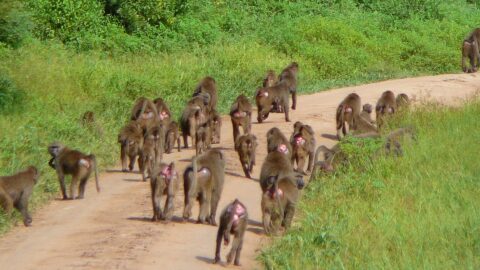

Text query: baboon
(263, 70), (277, 88)
(0, 166), (39, 226)
(463, 28), (480, 72)
(290, 122), (315, 174)
(165, 121), (181, 154)
(259, 150), (296, 193)
(183, 149), (225, 225)
(360, 104), (375, 125)
(234, 134), (257, 179)
(140, 124), (165, 181)
(462, 40), (478, 73)
(385, 127), (416, 156)
(81, 111), (104, 136)
(153, 97), (172, 125)
(261, 173), (303, 235)
(214, 199), (248, 266)
(118, 121), (144, 172)
(255, 84), (290, 123)
(230, 95), (252, 143)
(210, 110), (222, 144)
(336, 93), (362, 140)
(130, 97), (158, 132)
(375, 90), (397, 128)
(266, 127), (292, 158)
(48, 142), (100, 200)
(309, 144), (343, 181)
(396, 93), (410, 110)
(278, 62), (299, 110)
(193, 76), (217, 112)
(180, 94), (210, 148)
(195, 122), (212, 156)
(150, 162), (178, 222)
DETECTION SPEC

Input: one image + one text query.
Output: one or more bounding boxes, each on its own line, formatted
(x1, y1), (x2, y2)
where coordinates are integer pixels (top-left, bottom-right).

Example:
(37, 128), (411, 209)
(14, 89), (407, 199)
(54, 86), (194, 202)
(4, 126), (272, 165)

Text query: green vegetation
(0, 0), (478, 233)
(260, 101), (480, 269)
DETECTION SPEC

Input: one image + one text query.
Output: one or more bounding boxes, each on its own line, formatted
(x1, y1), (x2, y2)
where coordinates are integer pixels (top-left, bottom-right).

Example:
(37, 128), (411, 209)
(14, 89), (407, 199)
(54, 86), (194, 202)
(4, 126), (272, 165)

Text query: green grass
(260, 101), (480, 269)
(0, 0), (479, 236)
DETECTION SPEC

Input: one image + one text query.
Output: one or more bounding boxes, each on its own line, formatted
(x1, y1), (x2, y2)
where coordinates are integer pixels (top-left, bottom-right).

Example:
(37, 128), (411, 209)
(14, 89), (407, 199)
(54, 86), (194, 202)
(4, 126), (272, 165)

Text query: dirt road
(0, 73), (478, 270)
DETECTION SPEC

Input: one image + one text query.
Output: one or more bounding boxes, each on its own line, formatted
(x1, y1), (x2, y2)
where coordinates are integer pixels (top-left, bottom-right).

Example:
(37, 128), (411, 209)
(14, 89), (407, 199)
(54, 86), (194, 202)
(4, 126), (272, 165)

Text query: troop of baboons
(10, 24), (480, 264)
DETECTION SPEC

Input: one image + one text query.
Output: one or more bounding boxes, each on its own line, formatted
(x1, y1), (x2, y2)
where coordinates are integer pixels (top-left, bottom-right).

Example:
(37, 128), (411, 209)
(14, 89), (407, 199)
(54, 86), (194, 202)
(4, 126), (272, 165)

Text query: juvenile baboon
(259, 150), (296, 193)
(385, 127), (416, 156)
(81, 111), (104, 136)
(234, 134), (257, 179)
(130, 97), (158, 132)
(214, 199), (248, 266)
(153, 97), (172, 125)
(255, 84), (290, 123)
(183, 149), (225, 225)
(195, 122), (212, 156)
(462, 40), (478, 73)
(230, 95), (252, 143)
(210, 110), (222, 144)
(165, 121), (181, 154)
(140, 124), (165, 181)
(263, 70), (278, 88)
(360, 104), (375, 125)
(180, 95), (210, 148)
(150, 162), (179, 222)
(261, 173), (303, 235)
(0, 166), (39, 226)
(376, 90), (397, 128)
(396, 93), (410, 110)
(118, 121), (144, 172)
(290, 122), (315, 174)
(278, 62), (299, 110)
(336, 93), (362, 140)
(464, 28), (480, 71)
(48, 142), (100, 200)
(309, 144), (342, 181)
(193, 76), (217, 112)
(266, 127), (292, 158)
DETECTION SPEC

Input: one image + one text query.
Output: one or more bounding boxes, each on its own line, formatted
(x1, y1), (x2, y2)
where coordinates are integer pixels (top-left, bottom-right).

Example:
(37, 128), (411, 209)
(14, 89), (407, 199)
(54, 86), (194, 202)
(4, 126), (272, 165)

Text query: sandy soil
(0, 73), (478, 270)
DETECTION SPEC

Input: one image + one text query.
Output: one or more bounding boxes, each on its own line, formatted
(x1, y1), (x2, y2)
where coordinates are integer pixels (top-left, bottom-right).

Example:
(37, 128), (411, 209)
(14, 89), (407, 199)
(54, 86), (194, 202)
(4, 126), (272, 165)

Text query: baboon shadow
(196, 256), (223, 266)
(247, 219), (262, 227)
(127, 215), (185, 224)
(122, 178), (143, 182)
(177, 158), (193, 163)
(321, 133), (338, 140)
(247, 227), (264, 235)
(225, 171), (259, 182)
(106, 169), (126, 173)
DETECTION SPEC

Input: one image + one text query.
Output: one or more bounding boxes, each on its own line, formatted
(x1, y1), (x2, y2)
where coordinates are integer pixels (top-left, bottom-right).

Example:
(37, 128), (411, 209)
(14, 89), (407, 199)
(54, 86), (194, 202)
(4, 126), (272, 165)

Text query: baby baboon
(153, 97), (172, 126)
(336, 93), (361, 140)
(193, 76), (217, 112)
(165, 121), (181, 154)
(180, 95), (209, 148)
(462, 40), (478, 73)
(48, 142), (100, 200)
(259, 150), (296, 193)
(183, 149), (225, 225)
(150, 162), (178, 222)
(396, 93), (410, 110)
(263, 70), (278, 88)
(360, 104), (375, 125)
(261, 173), (303, 235)
(0, 166), (39, 226)
(278, 62), (299, 110)
(375, 90), (397, 128)
(290, 122), (315, 174)
(214, 199), (248, 266)
(195, 122), (212, 156)
(140, 124), (165, 181)
(210, 110), (222, 144)
(234, 134), (257, 179)
(255, 84), (290, 123)
(230, 94), (252, 143)
(130, 97), (158, 132)
(81, 111), (104, 136)
(266, 127), (292, 158)
(118, 121), (144, 172)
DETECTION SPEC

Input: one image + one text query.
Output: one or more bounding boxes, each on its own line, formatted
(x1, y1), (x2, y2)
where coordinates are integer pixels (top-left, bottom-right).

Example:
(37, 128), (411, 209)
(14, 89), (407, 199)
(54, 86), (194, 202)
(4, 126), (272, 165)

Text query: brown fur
(48, 142), (100, 200)
(183, 149), (225, 225)
(360, 104), (375, 125)
(255, 84), (290, 123)
(165, 121), (181, 154)
(290, 121), (316, 174)
(195, 122), (212, 156)
(234, 134), (257, 179)
(278, 62), (299, 110)
(118, 121), (144, 172)
(130, 97), (158, 132)
(263, 70), (278, 88)
(396, 93), (410, 110)
(0, 166), (39, 226)
(140, 124), (165, 181)
(214, 199), (248, 266)
(375, 90), (397, 128)
(210, 110), (222, 144)
(153, 97), (172, 126)
(150, 162), (179, 222)
(259, 150), (297, 193)
(193, 76), (217, 112)
(336, 93), (362, 140)
(180, 95), (209, 148)
(230, 94), (252, 143)
(266, 127), (292, 159)
(463, 28), (480, 73)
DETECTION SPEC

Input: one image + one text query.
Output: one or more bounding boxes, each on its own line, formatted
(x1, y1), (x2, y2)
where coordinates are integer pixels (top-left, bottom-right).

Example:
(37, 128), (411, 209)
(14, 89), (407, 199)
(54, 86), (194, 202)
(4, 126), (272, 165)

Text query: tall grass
(260, 100), (480, 269)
